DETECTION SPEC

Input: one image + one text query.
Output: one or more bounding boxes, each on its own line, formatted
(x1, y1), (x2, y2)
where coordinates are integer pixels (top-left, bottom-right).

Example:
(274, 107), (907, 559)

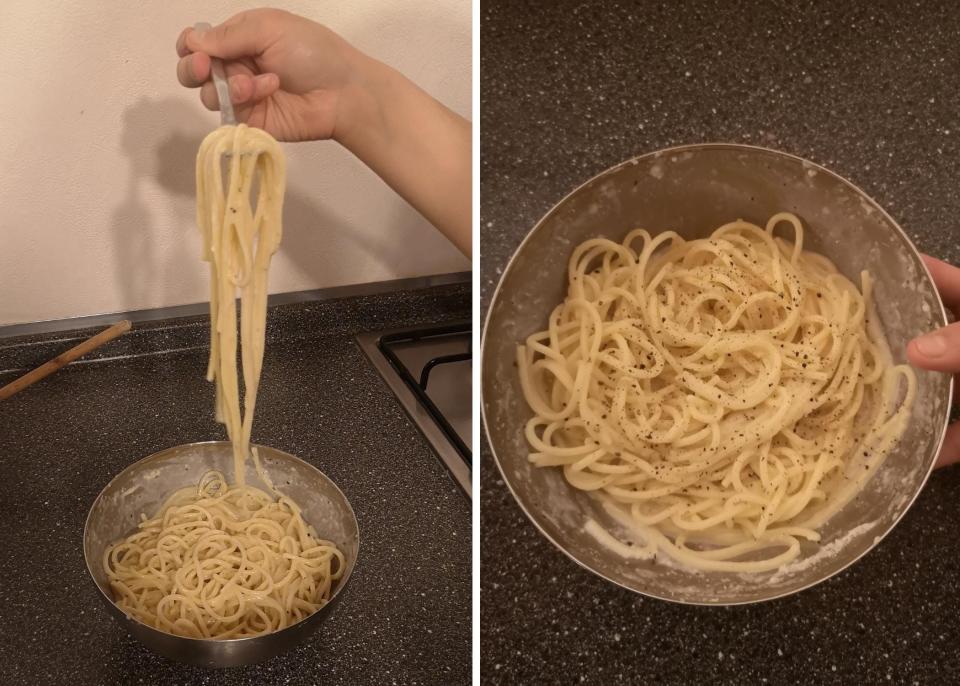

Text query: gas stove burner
(358, 321), (471, 496)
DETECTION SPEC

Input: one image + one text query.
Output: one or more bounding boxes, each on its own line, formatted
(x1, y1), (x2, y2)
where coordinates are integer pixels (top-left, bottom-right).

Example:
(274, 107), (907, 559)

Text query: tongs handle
(194, 22), (236, 126)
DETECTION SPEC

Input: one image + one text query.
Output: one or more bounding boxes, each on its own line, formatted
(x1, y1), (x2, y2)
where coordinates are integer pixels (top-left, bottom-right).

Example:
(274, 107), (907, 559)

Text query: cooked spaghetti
(517, 212), (916, 572)
(104, 125), (344, 637)
(102, 471), (344, 638)
(196, 123), (284, 489)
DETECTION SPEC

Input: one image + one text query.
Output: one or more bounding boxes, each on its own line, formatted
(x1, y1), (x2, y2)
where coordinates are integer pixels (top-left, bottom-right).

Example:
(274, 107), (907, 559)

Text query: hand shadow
(110, 96), (203, 312)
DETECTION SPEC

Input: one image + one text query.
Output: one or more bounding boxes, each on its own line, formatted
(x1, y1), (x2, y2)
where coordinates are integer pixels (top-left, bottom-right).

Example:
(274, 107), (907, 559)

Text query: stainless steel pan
(481, 143), (952, 604)
(84, 441), (359, 665)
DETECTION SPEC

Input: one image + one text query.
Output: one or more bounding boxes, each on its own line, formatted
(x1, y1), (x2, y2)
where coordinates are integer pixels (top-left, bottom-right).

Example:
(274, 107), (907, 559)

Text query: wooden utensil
(0, 320), (132, 401)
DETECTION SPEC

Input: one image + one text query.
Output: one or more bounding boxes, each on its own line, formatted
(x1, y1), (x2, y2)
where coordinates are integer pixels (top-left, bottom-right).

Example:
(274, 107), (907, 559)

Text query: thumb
(907, 321), (960, 372)
(186, 12), (269, 60)
(935, 422), (960, 468)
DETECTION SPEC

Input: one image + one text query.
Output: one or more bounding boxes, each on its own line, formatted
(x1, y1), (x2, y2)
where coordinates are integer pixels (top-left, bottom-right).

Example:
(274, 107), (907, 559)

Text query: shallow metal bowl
(482, 143), (953, 604)
(83, 441), (359, 666)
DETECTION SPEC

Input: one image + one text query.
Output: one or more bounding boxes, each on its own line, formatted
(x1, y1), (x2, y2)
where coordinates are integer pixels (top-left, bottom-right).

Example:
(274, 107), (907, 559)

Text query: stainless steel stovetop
(358, 322), (471, 496)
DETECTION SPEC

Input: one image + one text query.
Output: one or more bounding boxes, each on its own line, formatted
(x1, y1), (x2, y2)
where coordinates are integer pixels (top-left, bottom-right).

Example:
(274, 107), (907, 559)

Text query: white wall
(0, 0), (470, 326)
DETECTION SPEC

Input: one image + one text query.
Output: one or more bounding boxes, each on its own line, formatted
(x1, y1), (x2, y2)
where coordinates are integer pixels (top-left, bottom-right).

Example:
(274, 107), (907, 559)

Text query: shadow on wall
(111, 96), (202, 311)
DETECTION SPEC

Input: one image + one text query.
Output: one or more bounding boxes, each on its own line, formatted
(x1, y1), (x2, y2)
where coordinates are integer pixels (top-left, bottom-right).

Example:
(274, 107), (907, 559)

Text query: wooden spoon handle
(0, 320), (132, 401)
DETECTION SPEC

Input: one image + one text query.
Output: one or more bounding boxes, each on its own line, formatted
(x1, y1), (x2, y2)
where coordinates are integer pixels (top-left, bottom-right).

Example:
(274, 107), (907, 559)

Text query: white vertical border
(471, 0), (481, 681)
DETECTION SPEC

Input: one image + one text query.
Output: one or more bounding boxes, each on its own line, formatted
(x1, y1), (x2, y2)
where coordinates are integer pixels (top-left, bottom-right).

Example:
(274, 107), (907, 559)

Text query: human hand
(907, 254), (960, 467)
(177, 8), (471, 256)
(176, 8), (366, 142)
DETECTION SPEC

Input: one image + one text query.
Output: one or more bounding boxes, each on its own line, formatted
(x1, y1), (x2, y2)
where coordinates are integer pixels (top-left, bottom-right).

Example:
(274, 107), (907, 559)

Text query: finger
(922, 254), (960, 314)
(198, 74), (271, 110)
(185, 11), (273, 60)
(907, 320), (960, 372)
(935, 422), (960, 468)
(199, 82), (220, 111)
(246, 73), (279, 103)
(176, 52), (210, 88)
(228, 74), (255, 105)
(176, 27), (193, 57)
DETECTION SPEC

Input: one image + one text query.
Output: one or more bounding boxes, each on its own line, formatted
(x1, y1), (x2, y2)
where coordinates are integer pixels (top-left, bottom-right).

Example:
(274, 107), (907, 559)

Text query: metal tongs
(194, 22), (237, 126)
(194, 20), (269, 202)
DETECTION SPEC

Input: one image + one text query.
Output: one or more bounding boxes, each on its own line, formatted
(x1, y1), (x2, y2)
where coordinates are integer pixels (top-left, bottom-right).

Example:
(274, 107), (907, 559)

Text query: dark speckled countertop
(0, 282), (470, 685)
(481, 2), (960, 684)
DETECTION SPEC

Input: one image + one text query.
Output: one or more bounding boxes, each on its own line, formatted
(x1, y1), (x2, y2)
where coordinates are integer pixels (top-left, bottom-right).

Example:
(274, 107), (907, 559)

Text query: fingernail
(916, 333), (949, 357)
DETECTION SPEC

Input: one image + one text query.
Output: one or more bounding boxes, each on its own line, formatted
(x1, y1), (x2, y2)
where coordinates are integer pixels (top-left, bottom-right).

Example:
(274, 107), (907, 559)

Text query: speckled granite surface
(0, 283), (470, 685)
(481, 2), (960, 684)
